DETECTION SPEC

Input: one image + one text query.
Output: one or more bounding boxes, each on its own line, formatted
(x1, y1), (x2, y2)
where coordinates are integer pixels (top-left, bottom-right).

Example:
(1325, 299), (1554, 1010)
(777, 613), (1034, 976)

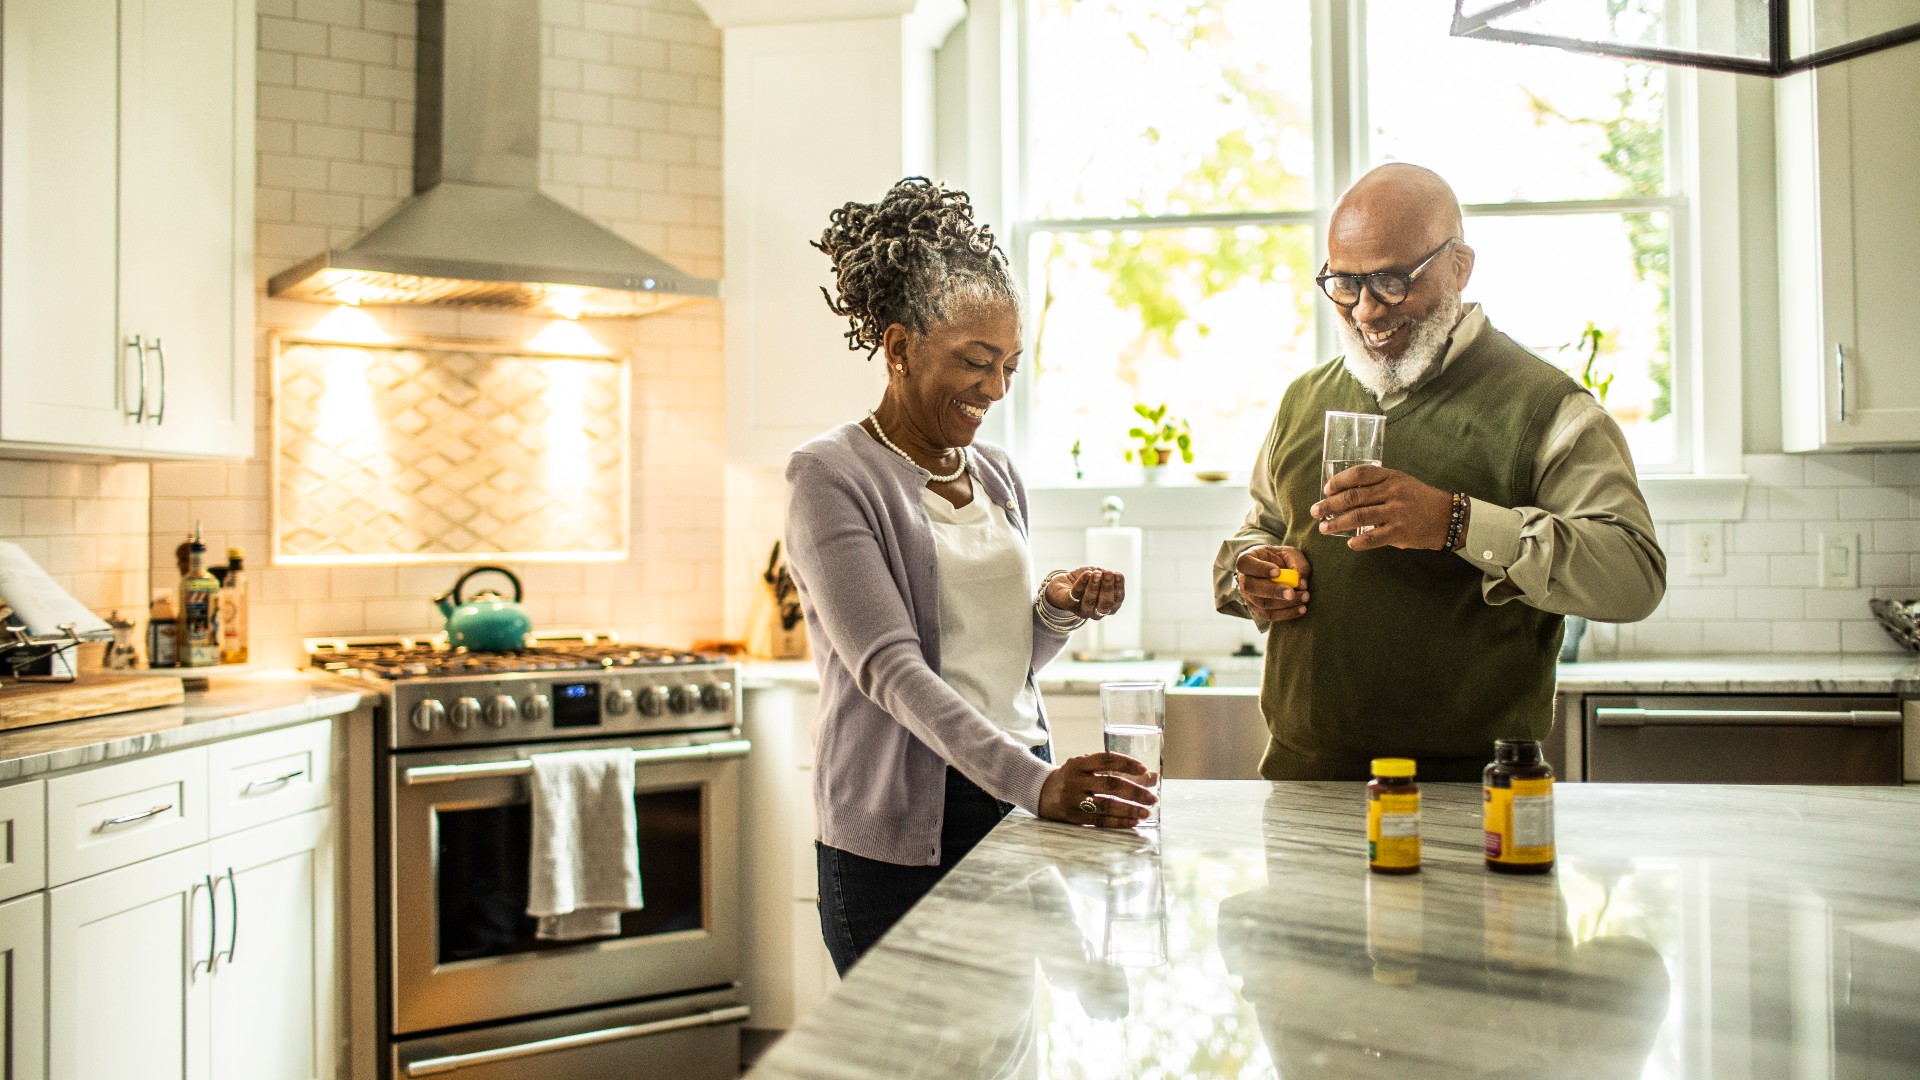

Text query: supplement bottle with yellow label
(1367, 758), (1420, 874)
(1483, 739), (1554, 874)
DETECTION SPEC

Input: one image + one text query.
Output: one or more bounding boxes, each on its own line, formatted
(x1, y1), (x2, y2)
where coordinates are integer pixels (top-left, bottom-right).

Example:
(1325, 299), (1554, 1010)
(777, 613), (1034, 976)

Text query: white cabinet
(719, 7), (960, 466)
(208, 810), (334, 1080)
(48, 845), (212, 1080)
(35, 721), (336, 1080)
(1776, 37), (1920, 450)
(0, 893), (46, 1080)
(0, 0), (254, 459)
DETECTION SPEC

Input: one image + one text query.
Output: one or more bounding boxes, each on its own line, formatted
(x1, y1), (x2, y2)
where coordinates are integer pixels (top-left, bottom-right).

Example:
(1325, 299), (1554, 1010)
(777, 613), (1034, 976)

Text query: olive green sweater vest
(1258, 328), (1583, 776)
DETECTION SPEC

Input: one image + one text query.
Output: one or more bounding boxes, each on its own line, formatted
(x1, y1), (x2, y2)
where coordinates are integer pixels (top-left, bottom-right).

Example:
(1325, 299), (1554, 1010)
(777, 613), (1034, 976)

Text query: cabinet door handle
(124, 335), (148, 422)
(96, 803), (173, 831)
(1834, 343), (1847, 422)
(191, 873), (218, 977)
(148, 337), (168, 424)
(219, 866), (238, 965)
(242, 769), (305, 794)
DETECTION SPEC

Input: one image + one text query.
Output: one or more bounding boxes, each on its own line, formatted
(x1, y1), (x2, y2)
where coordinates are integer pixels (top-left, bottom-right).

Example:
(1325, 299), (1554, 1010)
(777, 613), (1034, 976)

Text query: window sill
(1637, 474), (1750, 522)
(1027, 474), (1751, 528)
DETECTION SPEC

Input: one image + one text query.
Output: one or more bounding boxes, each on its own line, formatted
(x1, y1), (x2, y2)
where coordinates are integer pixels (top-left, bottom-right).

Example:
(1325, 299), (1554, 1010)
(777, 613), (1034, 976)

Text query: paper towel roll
(1083, 526), (1143, 654)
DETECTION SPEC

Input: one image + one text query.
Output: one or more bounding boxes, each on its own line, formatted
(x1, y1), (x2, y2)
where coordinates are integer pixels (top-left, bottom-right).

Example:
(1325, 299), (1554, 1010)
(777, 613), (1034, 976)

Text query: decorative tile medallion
(273, 337), (629, 563)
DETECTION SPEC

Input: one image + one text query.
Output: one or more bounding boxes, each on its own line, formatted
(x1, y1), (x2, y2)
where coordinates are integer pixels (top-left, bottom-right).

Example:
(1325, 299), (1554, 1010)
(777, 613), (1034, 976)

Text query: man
(1212, 163), (1665, 782)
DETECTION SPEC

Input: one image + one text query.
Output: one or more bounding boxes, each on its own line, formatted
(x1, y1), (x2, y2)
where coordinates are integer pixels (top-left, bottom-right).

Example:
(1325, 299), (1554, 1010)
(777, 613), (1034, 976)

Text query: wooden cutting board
(0, 673), (185, 731)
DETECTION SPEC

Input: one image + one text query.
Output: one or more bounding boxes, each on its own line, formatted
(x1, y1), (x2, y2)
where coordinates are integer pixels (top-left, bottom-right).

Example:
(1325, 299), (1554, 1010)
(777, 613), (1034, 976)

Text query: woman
(785, 177), (1157, 975)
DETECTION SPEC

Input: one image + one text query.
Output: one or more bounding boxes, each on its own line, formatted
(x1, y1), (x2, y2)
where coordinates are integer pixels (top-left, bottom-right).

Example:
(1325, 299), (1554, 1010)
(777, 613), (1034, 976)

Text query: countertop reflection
(745, 781), (1920, 1079)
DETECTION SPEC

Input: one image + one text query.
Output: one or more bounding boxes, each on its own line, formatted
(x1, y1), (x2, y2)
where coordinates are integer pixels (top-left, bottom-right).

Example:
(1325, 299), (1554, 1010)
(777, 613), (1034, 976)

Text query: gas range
(308, 632), (739, 750)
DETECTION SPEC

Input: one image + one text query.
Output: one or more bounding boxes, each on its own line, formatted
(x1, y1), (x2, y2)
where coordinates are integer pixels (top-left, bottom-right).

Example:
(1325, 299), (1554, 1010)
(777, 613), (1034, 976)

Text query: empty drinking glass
(1101, 681), (1165, 827)
(1323, 410), (1386, 537)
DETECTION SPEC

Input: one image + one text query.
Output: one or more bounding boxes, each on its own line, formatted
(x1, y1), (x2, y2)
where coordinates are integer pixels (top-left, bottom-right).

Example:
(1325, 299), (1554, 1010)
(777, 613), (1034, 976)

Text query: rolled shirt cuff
(1459, 498), (1523, 574)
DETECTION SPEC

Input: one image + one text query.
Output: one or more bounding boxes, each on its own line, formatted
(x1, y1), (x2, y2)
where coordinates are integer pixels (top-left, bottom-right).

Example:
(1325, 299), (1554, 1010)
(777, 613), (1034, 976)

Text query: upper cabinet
(0, 0), (254, 460)
(1776, 37), (1920, 451)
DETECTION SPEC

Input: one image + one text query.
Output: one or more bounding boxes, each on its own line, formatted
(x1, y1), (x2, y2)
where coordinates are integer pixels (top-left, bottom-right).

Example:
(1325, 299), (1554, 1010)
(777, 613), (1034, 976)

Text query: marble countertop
(1556, 653), (1920, 694)
(748, 780), (1920, 1079)
(742, 653), (1920, 695)
(0, 670), (367, 782)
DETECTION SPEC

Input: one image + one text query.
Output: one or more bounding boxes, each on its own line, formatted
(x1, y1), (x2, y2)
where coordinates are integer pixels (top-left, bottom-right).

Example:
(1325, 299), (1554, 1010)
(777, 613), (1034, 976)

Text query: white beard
(1337, 293), (1461, 401)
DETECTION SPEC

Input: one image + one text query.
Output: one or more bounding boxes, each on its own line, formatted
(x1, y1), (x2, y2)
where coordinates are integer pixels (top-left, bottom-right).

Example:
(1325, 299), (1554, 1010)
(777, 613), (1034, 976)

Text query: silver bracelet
(1034, 570), (1086, 632)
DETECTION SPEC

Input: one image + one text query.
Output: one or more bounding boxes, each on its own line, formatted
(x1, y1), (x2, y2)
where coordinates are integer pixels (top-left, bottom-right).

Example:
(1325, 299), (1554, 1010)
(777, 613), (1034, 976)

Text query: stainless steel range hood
(269, 0), (717, 318)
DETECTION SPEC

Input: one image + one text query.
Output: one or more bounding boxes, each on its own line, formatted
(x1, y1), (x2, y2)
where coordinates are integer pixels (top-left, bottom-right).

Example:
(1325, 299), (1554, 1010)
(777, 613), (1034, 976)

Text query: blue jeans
(816, 746), (1049, 976)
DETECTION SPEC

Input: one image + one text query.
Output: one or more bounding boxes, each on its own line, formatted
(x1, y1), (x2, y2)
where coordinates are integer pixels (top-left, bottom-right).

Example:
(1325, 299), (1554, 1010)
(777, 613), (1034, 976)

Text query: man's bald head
(1329, 164), (1464, 255)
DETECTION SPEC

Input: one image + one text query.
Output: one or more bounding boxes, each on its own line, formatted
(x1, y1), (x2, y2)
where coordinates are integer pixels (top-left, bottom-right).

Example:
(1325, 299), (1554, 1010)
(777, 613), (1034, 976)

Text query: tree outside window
(1019, 0), (1682, 482)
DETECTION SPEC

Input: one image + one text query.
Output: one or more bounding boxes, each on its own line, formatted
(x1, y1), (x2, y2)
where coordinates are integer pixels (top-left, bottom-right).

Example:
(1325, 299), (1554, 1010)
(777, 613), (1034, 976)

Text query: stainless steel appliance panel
(1584, 694), (1903, 784)
(391, 989), (746, 1079)
(390, 734), (745, 1033)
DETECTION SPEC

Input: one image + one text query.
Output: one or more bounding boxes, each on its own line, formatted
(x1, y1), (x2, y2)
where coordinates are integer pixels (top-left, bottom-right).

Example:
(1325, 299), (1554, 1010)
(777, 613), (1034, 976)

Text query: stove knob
(449, 697), (481, 731)
(409, 699), (446, 733)
(667, 685), (698, 715)
(700, 681), (734, 713)
(606, 688), (634, 716)
(638, 685), (669, 717)
(484, 695), (519, 727)
(523, 694), (552, 724)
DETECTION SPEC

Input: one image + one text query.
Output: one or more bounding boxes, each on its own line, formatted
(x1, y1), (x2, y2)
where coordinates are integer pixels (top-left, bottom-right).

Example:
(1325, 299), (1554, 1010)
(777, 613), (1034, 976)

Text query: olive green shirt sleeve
(1458, 390), (1666, 622)
(1212, 409), (1288, 628)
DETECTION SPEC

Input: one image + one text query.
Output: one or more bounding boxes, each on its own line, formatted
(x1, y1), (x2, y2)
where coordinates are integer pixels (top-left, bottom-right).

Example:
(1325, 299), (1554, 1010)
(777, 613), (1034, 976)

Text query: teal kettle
(435, 566), (533, 652)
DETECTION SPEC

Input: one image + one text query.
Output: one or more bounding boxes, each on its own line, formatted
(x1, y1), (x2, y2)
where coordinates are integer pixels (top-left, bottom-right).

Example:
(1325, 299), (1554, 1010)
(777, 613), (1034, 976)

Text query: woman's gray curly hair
(812, 177), (1021, 357)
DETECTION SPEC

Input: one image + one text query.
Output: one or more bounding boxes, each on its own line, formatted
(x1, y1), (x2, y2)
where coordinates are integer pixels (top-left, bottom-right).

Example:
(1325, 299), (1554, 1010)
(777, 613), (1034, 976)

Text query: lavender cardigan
(784, 422), (1072, 866)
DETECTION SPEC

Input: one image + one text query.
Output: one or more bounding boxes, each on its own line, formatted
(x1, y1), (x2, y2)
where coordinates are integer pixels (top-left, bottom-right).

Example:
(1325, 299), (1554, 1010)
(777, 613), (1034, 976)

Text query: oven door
(389, 734), (747, 1034)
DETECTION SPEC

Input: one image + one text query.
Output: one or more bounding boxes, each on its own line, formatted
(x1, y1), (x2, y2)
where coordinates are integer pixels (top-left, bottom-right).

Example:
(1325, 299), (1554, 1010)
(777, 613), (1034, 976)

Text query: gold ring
(1078, 797), (1099, 815)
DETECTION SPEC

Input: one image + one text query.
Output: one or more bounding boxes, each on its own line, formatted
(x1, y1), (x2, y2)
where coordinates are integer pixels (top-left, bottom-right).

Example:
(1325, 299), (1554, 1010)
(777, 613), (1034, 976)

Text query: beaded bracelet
(1034, 570), (1087, 632)
(1442, 492), (1469, 552)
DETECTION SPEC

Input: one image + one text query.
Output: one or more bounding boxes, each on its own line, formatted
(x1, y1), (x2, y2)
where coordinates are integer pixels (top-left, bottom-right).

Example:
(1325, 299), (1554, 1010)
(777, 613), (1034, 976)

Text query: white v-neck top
(921, 482), (1046, 748)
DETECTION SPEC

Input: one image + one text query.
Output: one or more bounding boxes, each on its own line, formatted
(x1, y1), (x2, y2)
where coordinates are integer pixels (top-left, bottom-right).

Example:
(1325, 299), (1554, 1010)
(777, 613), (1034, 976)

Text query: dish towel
(527, 748), (644, 941)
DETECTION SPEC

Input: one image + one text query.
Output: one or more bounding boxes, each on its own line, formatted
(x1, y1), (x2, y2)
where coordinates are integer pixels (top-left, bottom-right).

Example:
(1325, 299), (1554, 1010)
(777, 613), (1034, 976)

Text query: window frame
(986, 0), (1746, 503)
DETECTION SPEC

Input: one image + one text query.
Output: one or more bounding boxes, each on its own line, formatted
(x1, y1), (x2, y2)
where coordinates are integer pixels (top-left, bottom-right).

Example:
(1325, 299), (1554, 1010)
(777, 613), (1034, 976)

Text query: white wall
(148, 0), (730, 666)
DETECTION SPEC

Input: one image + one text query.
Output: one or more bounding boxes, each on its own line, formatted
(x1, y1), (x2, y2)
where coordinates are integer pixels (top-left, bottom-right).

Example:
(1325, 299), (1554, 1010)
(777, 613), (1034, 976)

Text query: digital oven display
(552, 682), (601, 727)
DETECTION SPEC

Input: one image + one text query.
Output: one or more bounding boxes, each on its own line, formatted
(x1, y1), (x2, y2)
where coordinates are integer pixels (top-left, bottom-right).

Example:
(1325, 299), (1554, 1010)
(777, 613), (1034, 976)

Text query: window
(1013, 0), (1686, 482)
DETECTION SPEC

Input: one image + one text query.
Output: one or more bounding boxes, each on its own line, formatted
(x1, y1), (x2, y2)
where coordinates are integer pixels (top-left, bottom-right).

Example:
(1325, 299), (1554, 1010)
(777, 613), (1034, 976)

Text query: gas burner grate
(308, 636), (719, 680)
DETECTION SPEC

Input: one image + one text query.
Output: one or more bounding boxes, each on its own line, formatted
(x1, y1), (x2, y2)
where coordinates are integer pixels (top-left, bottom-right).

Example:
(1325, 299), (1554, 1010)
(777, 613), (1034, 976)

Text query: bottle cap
(1371, 758), (1416, 778)
(1493, 740), (1544, 766)
(227, 547), (245, 563)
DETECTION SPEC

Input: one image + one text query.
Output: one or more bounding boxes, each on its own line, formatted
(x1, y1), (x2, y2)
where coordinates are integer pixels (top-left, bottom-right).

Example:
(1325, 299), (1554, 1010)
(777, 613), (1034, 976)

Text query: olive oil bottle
(177, 524), (221, 667)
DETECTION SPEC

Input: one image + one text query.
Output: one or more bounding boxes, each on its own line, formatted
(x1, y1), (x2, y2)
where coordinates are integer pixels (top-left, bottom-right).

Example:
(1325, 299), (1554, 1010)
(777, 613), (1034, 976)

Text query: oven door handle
(1593, 707), (1903, 728)
(401, 1004), (751, 1076)
(402, 739), (751, 785)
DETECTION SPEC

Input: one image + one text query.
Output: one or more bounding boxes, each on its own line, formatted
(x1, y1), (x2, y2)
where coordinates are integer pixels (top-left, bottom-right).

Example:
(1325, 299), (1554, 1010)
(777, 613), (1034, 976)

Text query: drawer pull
(96, 803), (173, 831)
(402, 1004), (750, 1076)
(1594, 707), (1902, 728)
(242, 769), (306, 794)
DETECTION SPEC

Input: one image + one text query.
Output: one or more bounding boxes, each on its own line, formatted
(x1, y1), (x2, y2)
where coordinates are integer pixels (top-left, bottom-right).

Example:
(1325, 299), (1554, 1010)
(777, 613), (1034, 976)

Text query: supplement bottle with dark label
(1483, 739), (1554, 874)
(1367, 758), (1420, 874)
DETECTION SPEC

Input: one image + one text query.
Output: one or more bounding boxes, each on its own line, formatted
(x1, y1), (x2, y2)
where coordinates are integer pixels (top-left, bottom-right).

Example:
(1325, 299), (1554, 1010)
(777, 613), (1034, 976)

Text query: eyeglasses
(1315, 238), (1459, 308)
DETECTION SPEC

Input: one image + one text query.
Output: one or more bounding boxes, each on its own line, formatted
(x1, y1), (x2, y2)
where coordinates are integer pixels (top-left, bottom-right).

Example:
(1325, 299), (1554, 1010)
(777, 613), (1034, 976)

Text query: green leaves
(1125, 402), (1194, 464)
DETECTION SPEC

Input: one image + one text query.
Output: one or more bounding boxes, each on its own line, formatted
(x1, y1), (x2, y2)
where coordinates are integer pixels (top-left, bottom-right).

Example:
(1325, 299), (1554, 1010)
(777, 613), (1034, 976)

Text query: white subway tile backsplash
(1736, 587), (1804, 620)
(1669, 589), (1737, 619)
(1842, 620), (1905, 652)
(1741, 454), (1804, 488)
(1730, 520), (1802, 554)
(1702, 621), (1772, 653)
(1802, 455), (1878, 487)
(1837, 486), (1911, 520)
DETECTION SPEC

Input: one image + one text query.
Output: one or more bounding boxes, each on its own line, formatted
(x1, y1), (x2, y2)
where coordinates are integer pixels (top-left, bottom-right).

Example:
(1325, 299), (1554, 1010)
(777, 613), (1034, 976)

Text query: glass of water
(1323, 410), (1386, 537)
(1100, 681), (1165, 827)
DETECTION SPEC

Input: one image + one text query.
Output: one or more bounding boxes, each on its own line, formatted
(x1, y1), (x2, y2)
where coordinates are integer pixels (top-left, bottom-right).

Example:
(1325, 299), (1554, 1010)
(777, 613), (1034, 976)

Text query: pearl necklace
(868, 410), (968, 483)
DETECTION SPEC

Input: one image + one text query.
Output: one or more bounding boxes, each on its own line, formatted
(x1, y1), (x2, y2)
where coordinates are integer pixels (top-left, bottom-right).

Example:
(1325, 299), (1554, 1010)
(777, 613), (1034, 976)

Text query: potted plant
(1124, 402), (1193, 484)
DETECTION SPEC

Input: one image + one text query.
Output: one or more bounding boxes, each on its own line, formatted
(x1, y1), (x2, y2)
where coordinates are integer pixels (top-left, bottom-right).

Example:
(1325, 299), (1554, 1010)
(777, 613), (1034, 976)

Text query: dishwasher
(1582, 694), (1904, 784)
